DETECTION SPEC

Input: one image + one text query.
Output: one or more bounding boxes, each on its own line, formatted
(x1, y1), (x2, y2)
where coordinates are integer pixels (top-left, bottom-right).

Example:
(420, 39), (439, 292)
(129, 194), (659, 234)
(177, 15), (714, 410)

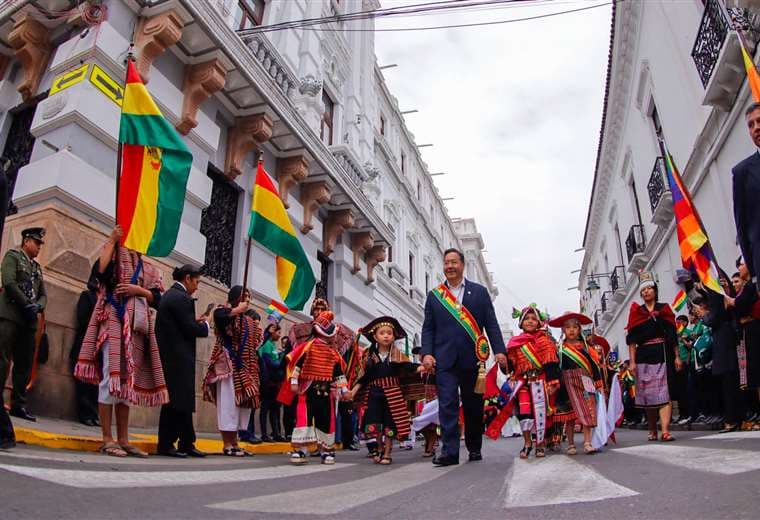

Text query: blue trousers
(437, 366), (483, 459)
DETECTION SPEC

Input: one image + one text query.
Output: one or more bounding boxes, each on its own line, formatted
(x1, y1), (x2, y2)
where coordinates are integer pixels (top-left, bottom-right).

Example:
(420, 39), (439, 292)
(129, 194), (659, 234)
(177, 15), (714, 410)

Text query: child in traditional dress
(202, 286), (261, 456)
(348, 317), (414, 465)
(507, 305), (560, 459)
(283, 311), (349, 465)
(548, 312), (604, 455)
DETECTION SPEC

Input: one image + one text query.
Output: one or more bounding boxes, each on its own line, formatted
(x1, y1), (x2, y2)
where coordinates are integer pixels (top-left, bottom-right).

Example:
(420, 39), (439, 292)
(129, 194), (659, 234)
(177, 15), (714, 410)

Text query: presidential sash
(432, 283), (490, 362)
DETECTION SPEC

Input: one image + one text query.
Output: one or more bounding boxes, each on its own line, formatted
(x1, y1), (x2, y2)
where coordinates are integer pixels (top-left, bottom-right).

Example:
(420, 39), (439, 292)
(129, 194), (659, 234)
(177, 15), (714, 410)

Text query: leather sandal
(379, 456), (392, 465)
(647, 432), (658, 441)
(583, 442), (597, 454)
(119, 444), (148, 458)
(566, 444), (577, 456)
(100, 442), (127, 458)
(519, 446), (532, 459)
(660, 432), (675, 442)
(535, 446), (546, 458)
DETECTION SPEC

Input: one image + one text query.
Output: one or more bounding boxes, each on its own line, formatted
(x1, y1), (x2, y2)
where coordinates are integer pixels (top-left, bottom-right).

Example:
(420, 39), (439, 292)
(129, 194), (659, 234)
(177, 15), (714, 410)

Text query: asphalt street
(0, 429), (758, 520)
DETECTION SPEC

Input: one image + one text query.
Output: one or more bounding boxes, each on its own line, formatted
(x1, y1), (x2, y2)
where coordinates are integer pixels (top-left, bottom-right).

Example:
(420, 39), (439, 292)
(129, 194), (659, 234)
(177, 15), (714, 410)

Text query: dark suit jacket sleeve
(420, 291), (435, 359)
(733, 163), (756, 278)
(177, 295), (209, 339)
(481, 286), (506, 355)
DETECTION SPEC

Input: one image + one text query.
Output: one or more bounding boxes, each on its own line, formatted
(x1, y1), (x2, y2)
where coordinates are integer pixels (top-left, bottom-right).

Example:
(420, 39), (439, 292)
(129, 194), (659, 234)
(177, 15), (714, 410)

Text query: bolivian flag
(116, 59), (192, 256)
(248, 162), (315, 310)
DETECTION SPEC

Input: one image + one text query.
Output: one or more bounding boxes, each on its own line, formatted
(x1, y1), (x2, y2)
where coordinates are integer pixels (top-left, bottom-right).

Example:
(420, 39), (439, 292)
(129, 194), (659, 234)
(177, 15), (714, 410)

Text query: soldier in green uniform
(0, 227), (47, 422)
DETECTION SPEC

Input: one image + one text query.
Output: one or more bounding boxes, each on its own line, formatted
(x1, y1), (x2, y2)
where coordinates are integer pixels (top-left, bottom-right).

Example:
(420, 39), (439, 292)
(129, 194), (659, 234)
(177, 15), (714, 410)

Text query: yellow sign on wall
(49, 63), (89, 96)
(89, 64), (124, 106)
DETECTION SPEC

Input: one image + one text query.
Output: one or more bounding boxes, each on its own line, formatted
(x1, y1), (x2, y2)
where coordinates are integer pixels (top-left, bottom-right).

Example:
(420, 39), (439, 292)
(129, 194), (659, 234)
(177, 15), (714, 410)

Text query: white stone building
(578, 0), (759, 361)
(0, 0), (495, 427)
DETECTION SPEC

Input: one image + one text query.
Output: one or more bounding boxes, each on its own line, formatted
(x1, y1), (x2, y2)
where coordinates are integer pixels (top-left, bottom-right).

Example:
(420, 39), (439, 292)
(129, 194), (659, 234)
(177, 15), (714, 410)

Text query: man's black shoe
(432, 455), (459, 467)
(468, 451), (483, 462)
(261, 435), (273, 443)
(272, 434), (287, 442)
(157, 448), (187, 458)
(9, 407), (36, 422)
(347, 442), (360, 451)
(182, 447), (207, 458)
(0, 439), (16, 450)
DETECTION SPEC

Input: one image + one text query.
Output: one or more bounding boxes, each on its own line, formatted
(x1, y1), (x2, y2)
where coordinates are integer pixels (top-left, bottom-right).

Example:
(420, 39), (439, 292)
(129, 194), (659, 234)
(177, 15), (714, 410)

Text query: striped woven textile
(562, 368), (597, 427)
(370, 376), (412, 440)
(300, 340), (345, 381)
(74, 248), (168, 406)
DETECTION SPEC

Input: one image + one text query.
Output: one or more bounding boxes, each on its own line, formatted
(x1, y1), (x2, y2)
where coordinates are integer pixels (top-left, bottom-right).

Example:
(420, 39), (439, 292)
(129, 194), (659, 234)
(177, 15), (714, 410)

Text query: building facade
(0, 0), (495, 429)
(579, 0), (759, 361)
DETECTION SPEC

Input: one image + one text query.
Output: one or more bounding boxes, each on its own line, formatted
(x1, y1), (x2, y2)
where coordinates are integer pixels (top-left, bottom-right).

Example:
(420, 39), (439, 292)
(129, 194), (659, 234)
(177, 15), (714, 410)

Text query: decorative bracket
(299, 181), (330, 234)
(224, 113), (273, 179)
(177, 58), (226, 135)
(133, 10), (184, 83)
(350, 231), (374, 274)
(8, 16), (51, 102)
(323, 209), (354, 256)
(365, 245), (387, 285)
(277, 155), (309, 208)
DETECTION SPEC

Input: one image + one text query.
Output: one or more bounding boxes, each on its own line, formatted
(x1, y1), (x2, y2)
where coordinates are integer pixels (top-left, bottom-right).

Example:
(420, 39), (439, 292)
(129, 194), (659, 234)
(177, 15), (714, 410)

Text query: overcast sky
(373, 0), (613, 328)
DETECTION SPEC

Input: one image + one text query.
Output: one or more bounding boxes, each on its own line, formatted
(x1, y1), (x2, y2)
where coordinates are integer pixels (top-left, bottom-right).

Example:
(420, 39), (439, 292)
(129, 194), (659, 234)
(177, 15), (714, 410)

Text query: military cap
(21, 227), (45, 244)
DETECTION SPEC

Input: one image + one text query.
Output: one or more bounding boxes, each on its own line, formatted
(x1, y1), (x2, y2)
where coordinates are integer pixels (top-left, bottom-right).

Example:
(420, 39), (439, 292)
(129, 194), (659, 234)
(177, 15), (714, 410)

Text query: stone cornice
(581, 0), (642, 276)
(180, 0), (393, 246)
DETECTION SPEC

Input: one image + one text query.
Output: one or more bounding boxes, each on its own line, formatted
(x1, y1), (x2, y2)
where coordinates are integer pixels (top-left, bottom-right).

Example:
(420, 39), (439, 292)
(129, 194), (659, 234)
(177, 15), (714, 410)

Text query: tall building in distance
(0, 0), (495, 427)
(578, 0), (758, 360)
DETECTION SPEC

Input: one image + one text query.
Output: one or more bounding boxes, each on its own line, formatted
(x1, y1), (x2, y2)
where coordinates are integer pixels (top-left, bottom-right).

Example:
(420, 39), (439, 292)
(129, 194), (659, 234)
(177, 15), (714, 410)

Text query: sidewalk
(11, 416), (293, 455)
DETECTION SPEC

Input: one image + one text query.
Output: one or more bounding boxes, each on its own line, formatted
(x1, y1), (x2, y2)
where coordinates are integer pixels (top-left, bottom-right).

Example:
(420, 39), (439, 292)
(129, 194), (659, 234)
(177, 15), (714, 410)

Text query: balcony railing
(647, 157), (667, 213)
(245, 34), (298, 98)
(625, 224), (646, 263)
(610, 266), (625, 292)
(692, 0), (730, 88)
(601, 292), (610, 313)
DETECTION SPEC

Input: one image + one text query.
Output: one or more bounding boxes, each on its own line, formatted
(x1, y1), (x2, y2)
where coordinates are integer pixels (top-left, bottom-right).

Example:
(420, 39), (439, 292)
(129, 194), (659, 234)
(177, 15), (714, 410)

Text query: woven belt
(643, 338), (665, 346)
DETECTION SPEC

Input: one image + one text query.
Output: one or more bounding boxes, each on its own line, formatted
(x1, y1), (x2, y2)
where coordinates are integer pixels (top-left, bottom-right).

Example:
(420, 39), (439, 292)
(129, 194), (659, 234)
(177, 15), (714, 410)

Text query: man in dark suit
(420, 248), (506, 466)
(156, 264), (209, 457)
(734, 102), (760, 290)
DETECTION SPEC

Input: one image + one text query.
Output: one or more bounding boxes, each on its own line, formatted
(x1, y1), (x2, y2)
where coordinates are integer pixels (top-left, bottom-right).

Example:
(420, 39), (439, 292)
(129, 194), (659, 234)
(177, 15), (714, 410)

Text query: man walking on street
(733, 102), (760, 291)
(420, 248), (506, 466)
(0, 227), (47, 423)
(156, 264), (210, 458)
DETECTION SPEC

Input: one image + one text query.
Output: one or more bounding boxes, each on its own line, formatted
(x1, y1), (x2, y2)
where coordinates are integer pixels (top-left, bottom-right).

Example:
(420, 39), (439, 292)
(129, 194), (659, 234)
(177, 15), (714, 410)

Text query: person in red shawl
(507, 305), (560, 459)
(281, 311), (349, 465)
(548, 312), (604, 455)
(74, 226), (168, 458)
(625, 271), (680, 442)
(202, 286), (261, 456)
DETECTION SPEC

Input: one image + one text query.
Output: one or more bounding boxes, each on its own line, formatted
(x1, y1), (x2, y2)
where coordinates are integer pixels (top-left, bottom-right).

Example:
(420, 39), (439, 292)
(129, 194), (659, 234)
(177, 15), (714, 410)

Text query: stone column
(224, 113), (273, 179)
(177, 59), (226, 135)
(8, 15), (51, 102)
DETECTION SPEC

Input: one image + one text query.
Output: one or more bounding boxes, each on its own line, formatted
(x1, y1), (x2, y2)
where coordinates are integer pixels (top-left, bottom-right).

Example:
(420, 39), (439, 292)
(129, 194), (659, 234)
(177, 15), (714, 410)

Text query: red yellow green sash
(560, 343), (592, 376)
(519, 343), (543, 370)
(432, 283), (490, 362)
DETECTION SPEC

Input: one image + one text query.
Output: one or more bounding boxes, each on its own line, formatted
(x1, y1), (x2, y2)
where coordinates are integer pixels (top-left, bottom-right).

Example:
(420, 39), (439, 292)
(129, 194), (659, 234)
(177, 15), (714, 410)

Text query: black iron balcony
(692, 0), (730, 88)
(647, 157), (667, 213)
(610, 265), (626, 293)
(601, 292), (610, 313)
(625, 224), (646, 263)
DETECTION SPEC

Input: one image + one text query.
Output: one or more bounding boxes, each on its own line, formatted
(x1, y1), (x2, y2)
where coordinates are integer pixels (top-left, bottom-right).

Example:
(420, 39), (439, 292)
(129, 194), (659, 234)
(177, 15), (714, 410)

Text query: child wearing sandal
(202, 286), (261, 457)
(548, 312), (604, 455)
(348, 317), (414, 465)
(506, 305), (560, 459)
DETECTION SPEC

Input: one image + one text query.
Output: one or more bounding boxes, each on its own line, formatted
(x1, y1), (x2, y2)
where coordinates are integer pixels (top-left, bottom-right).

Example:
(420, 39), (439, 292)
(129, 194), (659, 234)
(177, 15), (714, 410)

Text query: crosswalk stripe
(0, 462), (351, 488)
(503, 455), (638, 508)
(208, 462), (459, 514)
(614, 444), (760, 475)
(695, 431), (760, 441)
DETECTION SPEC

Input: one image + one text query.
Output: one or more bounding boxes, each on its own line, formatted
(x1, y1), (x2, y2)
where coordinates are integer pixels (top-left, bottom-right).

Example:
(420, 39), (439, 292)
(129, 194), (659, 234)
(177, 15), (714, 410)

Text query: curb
(14, 426), (293, 455)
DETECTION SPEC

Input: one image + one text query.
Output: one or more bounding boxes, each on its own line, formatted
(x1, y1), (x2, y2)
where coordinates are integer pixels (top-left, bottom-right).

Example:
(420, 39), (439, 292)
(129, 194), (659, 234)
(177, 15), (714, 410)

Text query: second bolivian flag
(248, 161), (315, 311)
(117, 59), (192, 256)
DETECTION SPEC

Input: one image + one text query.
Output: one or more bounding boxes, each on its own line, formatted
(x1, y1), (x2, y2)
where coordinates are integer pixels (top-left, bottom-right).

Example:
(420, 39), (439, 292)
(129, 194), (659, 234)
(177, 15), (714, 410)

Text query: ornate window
(200, 165), (241, 287)
(320, 90), (335, 146)
(233, 0), (265, 30)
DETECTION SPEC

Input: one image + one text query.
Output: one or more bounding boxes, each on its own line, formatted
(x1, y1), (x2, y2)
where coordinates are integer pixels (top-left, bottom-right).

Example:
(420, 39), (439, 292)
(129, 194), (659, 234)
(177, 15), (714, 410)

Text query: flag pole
(240, 151), (263, 302)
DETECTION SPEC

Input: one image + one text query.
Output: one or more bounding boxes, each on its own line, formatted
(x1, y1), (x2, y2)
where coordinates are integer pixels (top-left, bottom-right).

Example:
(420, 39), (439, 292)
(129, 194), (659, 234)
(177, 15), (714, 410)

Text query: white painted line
(0, 449), (254, 466)
(503, 456), (638, 508)
(0, 462), (351, 488)
(208, 462), (459, 514)
(695, 431), (760, 441)
(614, 444), (760, 475)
